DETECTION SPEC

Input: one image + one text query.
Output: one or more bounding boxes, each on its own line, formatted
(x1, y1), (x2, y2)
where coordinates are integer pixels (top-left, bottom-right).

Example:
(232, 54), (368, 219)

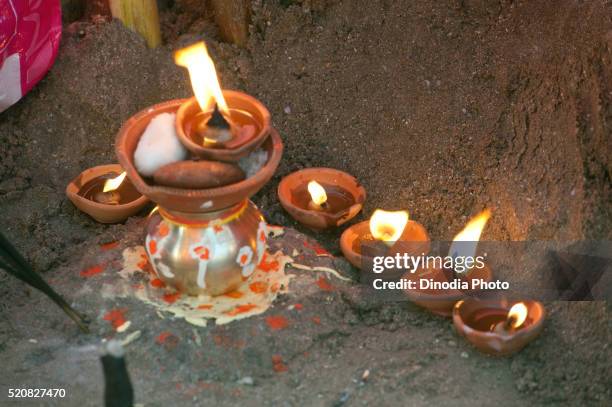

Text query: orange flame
(369, 209), (409, 246)
(448, 209), (491, 271)
(508, 302), (528, 329)
(307, 181), (328, 206)
(174, 42), (229, 115)
(103, 171), (127, 193)
(452, 209), (491, 243)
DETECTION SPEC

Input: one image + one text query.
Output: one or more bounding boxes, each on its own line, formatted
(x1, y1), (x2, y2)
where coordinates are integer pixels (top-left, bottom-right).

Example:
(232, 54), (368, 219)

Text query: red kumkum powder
(316, 277), (334, 291)
(272, 355), (288, 373)
(225, 304), (257, 316)
(103, 308), (127, 330)
(150, 278), (166, 288)
(162, 292), (181, 304)
(224, 290), (244, 299)
(265, 315), (289, 330)
(100, 241), (119, 251)
(258, 253), (279, 272)
(249, 281), (268, 294)
(80, 264), (105, 277)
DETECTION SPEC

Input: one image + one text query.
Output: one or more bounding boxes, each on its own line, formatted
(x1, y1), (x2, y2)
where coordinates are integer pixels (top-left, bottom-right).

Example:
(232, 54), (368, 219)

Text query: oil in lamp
(340, 209), (430, 269)
(115, 42), (282, 296)
(402, 210), (494, 317)
(66, 164), (149, 223)
(453, 298), (546, 356)
(277, 168), (366, 230)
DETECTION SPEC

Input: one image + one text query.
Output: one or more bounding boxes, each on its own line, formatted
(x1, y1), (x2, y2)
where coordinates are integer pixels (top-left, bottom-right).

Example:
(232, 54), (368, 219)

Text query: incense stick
(0, 233), (90, 332)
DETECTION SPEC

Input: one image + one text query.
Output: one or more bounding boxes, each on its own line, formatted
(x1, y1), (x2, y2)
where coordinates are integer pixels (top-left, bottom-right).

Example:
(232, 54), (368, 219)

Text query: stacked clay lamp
(116, 42), (282, 296)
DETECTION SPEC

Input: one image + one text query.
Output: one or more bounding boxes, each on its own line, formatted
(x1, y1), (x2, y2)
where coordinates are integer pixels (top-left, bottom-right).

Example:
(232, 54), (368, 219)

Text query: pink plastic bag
(0, 0), (62, 112)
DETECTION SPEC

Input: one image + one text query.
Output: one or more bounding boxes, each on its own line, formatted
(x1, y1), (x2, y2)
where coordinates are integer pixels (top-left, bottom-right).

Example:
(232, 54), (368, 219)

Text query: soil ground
(0, 1), (610, 406)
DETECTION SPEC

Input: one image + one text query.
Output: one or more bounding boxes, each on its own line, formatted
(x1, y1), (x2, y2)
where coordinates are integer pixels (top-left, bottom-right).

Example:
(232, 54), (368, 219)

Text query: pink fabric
(0, 0), (61, 111)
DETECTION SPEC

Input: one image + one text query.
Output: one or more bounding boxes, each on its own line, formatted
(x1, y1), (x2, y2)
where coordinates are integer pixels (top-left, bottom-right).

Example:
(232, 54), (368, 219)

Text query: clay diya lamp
(453, 298), (546, 356)
(278, 168), (366, 230)
(340, 209), (430, 269)
(403, 210), (494, 316)
(174, 42), (271, 162)
(66, 164), (149, 223)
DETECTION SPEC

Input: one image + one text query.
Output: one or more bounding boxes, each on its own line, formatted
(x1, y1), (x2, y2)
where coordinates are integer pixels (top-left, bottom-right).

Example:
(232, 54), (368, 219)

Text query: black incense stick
(101, 341), (134, 407)
(0, 231), (90, 332)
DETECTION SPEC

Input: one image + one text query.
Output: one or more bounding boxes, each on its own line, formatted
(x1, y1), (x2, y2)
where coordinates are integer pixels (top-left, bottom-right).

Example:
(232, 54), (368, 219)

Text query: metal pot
(145, 200), (267, 296)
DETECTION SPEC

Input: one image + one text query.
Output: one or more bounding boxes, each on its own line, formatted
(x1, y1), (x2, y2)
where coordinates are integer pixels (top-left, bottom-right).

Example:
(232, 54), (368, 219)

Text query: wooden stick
(109, 0), (162, 48)
(210, 0), (251, 47)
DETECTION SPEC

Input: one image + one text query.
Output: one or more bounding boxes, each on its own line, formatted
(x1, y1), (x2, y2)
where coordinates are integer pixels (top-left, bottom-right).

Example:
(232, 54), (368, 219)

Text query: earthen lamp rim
(65, 163), (149, 222)
(453, 298), (546, 345)
(340, 219), (431, 269)
(452, 298), (546, 357)
(278, 167), (366, 220)
(175, 91), (271, 161)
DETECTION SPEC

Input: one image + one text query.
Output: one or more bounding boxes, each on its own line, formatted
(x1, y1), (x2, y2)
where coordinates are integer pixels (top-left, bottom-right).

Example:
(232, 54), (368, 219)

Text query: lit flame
(508, 302), (528, 329)
(103, 171), (127, 193)
(448, 209), (491, 265)
(174, 42), (229, 115)
(369, 209), (409, 245)
(307, 181), (328, 206)
(452, 209), (492, 243)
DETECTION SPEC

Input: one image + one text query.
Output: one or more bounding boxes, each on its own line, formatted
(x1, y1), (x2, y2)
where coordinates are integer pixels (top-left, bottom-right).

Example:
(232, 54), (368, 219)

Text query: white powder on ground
(134, 113), (187, 177)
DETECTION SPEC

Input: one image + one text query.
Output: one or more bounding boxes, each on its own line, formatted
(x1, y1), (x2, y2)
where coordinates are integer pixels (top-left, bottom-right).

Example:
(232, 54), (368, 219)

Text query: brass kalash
(116, 43), (282, 296)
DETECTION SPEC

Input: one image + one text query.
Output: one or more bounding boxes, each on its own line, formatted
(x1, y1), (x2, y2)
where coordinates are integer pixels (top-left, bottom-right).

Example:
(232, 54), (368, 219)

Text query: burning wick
(369, 209), (409, 247)
(447, 209), (491, 278)
(307, 181), (329, 211)
(200, 104), (232, 144)
(175, 42), (236, 145)
(493, 302), (528, 334)
(94, 172), (127, 205)
(208, 104), (230, 129)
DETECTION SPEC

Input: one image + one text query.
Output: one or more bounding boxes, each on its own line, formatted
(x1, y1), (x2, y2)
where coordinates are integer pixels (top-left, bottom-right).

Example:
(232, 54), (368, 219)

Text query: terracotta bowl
(453, 298), (546, 356)
(116, 99), (283, 213)
(403, 264), (494, 317)
(340, 220), (430, 269)
(176, 91), (271, 162)
(277, 168), (366, 230)
(66, 164), (149, 223)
